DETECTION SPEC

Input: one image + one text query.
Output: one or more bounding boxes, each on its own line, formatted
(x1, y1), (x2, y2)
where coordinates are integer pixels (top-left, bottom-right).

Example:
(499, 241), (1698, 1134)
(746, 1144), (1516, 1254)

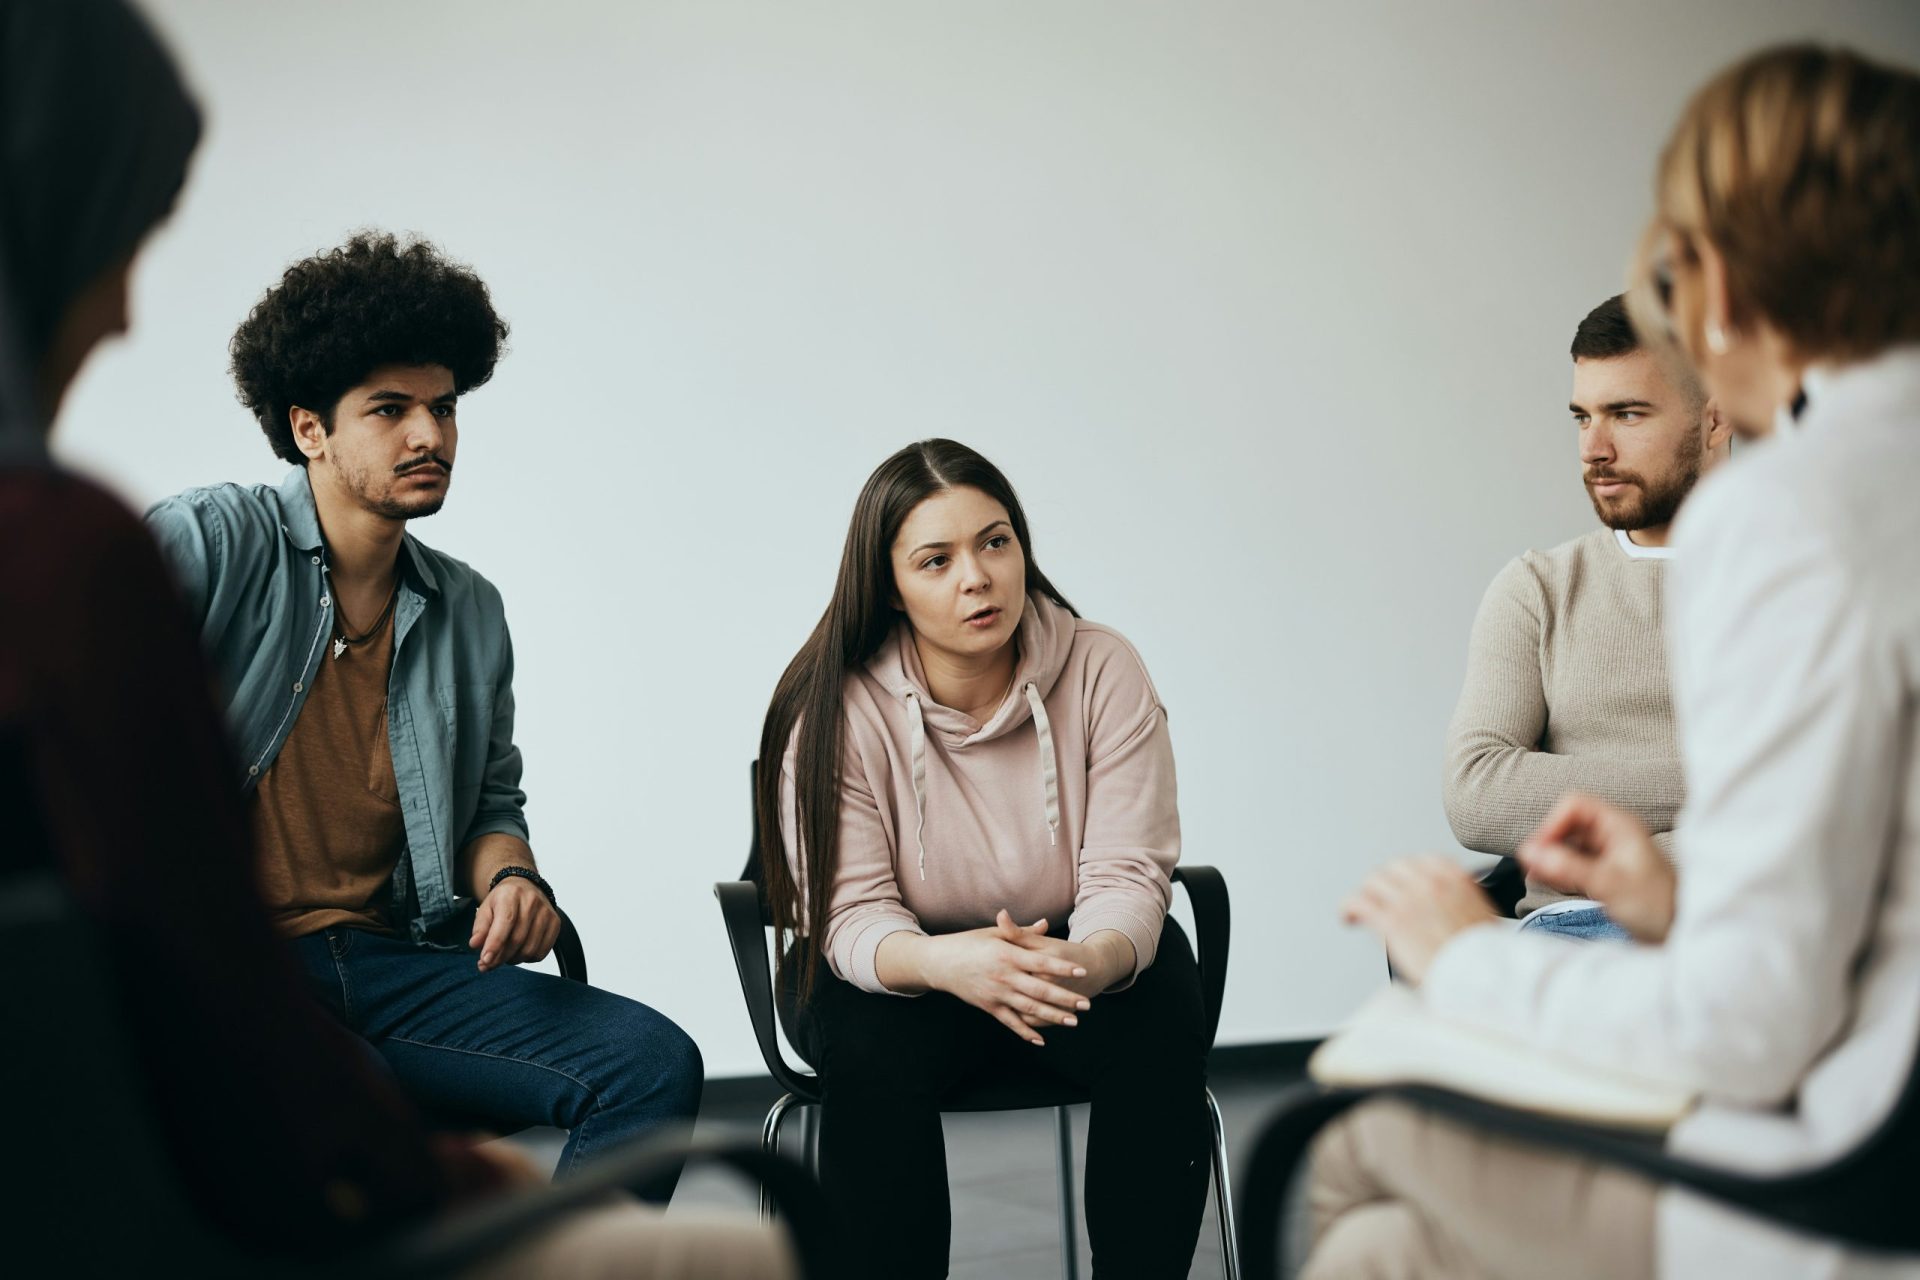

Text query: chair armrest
(1235, 1077), (1909, 1279)
(1476, 857), (1527, 919)
(714, 881), (822, 1103)
(553, 908), (587, 984)
(354, 1132), (839, 1279)
(1171, 865), (1230, 1050)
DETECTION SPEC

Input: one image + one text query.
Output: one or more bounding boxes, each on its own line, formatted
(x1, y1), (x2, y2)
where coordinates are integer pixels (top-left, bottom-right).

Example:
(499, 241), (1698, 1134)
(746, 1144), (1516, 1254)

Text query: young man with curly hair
(146, 232), (703, 1190)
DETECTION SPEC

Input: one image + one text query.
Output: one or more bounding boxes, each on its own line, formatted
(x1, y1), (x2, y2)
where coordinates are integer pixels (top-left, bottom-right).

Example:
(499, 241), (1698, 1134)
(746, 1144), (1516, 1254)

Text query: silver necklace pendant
(332, 637), (348, 660)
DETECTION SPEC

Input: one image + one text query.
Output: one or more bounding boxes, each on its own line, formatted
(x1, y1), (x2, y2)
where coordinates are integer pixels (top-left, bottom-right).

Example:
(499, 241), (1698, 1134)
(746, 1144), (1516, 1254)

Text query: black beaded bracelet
(488, 865), (557, 908)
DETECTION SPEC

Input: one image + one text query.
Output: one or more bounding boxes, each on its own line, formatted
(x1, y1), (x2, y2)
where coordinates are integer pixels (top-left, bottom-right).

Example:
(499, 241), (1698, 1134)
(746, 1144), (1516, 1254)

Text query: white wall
(63, 1), (1920, 1075)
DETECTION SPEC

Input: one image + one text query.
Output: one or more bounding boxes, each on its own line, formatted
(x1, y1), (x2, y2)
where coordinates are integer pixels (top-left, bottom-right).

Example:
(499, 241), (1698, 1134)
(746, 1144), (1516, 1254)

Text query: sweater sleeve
(1068, 635), (1177, 988)
(780, 729), (924, 995)
(1423, 471), (1898, 1106)
(1443, 556), (1685, 856)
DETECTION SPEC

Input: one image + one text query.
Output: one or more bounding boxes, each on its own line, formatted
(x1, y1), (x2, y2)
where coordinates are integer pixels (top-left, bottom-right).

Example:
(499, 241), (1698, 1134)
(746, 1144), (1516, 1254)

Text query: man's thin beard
(372, 496), (446, 520)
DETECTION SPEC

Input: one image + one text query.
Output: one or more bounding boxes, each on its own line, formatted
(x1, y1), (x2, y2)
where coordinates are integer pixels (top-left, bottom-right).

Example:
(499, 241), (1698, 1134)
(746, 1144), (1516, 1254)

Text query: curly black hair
(230, 231), (509, 465)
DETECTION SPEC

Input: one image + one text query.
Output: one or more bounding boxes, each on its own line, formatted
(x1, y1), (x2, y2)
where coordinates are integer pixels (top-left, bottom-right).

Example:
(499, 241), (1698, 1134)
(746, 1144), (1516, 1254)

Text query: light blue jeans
(1516, 905), (1632, 942)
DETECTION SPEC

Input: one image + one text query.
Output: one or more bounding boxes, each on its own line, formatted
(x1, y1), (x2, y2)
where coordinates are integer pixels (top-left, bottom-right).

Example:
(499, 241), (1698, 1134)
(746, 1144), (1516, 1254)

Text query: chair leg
(760, 1092), (798, 1220)
(801, 1103), (820, 1174)
(1055, 1104), (1081, 1280)
(1206, 1087), (1241, 1280)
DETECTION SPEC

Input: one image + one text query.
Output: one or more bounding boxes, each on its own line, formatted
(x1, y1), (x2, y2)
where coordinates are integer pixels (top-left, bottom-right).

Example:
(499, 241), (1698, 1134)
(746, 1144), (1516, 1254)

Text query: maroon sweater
(0, 465), (500, 1255)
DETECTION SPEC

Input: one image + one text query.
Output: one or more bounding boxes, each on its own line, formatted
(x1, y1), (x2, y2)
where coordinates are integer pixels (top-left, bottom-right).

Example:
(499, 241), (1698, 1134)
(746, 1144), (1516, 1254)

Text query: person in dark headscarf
(0, 3), (794, 1274)
(1, 0), (482, 1248)
(0, 0), (198, 452)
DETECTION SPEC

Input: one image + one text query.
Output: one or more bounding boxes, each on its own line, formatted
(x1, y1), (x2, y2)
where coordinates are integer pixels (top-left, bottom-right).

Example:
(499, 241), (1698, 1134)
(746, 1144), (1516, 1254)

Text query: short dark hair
(230, 232), (509, 465)
(1570, 294), (1639, 360)
(1571, 291), (1707, 408)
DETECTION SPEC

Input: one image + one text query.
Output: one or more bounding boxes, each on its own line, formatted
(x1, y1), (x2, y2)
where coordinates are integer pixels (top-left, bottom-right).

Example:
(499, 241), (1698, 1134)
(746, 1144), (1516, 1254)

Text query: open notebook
(1309, 985), (1698, 1132)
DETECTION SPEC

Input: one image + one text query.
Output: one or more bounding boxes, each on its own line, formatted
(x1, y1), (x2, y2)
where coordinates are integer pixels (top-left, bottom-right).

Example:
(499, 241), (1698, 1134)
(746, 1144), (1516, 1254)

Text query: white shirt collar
(1614, 528), (1675, 560)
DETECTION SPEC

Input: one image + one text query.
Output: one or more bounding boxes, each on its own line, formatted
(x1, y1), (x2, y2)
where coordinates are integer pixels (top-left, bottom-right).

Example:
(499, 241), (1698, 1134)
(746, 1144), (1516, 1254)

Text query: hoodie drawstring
(905, 692), (929, 880)
(1024, 682), (1060, 846)
(903, 682), (1062, 880)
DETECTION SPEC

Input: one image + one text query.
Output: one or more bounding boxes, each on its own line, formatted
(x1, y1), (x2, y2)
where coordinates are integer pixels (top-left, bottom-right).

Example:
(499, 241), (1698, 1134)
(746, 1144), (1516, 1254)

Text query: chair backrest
(714, 760), (823, 1101)
(1773, 1013), (1920, 1246)
(2, 873), (256, 1275)
(741, 758), (768, 895)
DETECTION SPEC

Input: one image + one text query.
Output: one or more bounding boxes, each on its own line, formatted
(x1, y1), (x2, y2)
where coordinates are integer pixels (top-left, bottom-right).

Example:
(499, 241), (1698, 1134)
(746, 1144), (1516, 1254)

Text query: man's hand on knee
(470, 876), (563, 972)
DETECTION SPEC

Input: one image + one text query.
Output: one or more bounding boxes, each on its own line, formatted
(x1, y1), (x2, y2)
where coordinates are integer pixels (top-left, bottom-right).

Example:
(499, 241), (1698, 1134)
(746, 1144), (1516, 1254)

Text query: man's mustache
(395, 455), (453, 476)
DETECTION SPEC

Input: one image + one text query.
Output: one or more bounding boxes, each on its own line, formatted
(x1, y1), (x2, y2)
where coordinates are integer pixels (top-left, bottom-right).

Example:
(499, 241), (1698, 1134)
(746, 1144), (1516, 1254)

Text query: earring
(1705, 320), (1731, 355)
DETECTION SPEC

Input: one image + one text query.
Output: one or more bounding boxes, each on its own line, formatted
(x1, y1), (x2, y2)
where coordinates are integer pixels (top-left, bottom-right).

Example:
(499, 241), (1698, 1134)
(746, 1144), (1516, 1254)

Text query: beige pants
(461, 1204), (797, 1280)
(1302, 1099), (1659, 1280)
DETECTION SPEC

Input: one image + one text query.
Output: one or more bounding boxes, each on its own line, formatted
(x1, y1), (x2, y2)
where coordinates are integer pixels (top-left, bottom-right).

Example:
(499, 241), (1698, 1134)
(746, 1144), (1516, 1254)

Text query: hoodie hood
(864, 591), (1076, 877)
(865, 591), (1076, 745)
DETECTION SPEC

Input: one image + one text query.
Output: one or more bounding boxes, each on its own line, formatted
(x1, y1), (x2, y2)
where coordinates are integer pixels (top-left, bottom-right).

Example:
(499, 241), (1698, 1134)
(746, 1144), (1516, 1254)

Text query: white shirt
(1423, 346), (1920, 1279)
(1614, 527), (1675, 561)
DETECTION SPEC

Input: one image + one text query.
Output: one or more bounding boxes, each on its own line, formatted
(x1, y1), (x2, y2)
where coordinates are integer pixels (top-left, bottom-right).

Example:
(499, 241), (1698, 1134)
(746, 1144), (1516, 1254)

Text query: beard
(1584, 430), (1703, 532)
(369, 490), (447, 520)
(346, 456), (453, 521)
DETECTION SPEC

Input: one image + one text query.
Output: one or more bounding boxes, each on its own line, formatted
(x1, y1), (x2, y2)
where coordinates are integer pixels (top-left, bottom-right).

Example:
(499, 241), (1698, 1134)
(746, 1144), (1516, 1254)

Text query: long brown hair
(756, 439), (1077, 1000)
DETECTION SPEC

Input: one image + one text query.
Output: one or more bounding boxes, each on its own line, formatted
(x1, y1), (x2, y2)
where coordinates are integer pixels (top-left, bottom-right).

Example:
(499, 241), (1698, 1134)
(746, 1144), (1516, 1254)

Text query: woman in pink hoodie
(756, 439), (1208, 1279)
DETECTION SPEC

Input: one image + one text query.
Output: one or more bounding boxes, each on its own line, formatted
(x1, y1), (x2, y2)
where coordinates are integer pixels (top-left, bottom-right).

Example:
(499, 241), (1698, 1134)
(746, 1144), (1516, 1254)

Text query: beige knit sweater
(1444, 528), (1685, 914)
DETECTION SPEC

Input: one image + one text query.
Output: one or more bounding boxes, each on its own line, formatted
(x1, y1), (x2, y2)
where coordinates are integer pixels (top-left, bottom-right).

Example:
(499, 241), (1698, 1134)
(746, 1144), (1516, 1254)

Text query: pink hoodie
(780, 593), (1179, 995)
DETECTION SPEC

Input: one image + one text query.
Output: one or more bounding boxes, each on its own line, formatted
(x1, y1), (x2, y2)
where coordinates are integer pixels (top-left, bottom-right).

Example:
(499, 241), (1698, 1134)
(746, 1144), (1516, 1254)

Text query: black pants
(779, 918), (1211, 1280)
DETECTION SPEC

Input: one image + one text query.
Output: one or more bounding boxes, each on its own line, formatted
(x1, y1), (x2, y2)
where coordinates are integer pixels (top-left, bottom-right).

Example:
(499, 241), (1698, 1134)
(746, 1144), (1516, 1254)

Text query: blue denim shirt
(147, 467), (528, 943)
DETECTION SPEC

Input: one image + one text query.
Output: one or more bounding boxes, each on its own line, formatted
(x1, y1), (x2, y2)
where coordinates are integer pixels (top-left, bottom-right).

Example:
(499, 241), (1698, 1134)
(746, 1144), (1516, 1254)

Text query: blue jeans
(289, 924), (702, 1194)
(1516, 905), (1632, 942)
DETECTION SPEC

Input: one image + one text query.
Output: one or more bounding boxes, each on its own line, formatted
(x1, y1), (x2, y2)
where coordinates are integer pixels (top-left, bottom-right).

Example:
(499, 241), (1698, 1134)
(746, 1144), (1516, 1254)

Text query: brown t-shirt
(251, 596), (406, 937)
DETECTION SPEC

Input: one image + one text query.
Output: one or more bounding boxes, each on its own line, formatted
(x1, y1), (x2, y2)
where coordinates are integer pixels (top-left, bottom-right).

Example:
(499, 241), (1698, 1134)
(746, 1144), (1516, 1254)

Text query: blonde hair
(1632, 44), (1920, 364)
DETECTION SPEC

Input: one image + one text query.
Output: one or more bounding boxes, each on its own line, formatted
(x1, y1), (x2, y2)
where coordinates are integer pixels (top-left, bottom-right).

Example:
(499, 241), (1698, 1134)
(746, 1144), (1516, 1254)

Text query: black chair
(552, 908), (589, 983)
(1234, 1060), (1920, 1280)
(716, 762), (1240, 1280)
(1476, 855), (1527, 919)
(2, 871), (839, 1278)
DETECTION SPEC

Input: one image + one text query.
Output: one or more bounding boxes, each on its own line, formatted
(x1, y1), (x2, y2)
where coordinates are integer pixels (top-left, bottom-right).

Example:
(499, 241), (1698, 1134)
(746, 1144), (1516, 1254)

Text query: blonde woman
(1315, 45), (1920, 1280)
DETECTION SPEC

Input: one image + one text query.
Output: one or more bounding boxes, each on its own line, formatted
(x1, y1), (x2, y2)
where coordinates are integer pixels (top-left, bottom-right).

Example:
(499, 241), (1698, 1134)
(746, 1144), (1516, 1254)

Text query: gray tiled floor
(507, 1070), (1298, 1278)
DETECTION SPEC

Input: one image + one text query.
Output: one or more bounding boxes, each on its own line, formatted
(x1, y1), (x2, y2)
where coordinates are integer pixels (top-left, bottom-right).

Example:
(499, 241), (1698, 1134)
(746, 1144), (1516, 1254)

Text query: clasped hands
(1343, 793), (1678, 984)
(902, 911), (1134, 1046)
